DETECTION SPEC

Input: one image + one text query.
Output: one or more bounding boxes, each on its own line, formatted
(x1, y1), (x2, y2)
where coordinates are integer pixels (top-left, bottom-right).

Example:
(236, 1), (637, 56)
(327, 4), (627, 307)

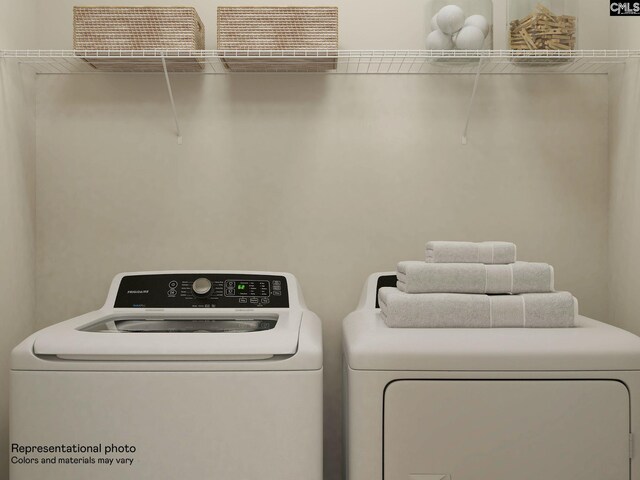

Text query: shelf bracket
(161, 57), (183, 145)
(461, 57), (485, 145)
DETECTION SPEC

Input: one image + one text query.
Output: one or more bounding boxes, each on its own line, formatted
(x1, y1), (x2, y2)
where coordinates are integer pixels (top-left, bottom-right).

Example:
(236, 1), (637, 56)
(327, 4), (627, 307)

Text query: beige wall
(34, 76), (611, 475)
(608, 19), (640, 335)
(32, 2), (611, 479)
(0, 1), (37, 479)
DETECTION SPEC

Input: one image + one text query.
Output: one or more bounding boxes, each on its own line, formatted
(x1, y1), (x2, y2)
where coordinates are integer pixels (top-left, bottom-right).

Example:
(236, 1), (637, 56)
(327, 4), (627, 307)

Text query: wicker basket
(217, 6), (338, 72)
(73, 6), (205, 72)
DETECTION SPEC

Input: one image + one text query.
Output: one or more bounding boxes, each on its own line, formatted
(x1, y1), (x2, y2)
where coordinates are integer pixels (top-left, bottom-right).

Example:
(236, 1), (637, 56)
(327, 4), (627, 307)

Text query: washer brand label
(610, 1), (640, 15)
(127, 290), (149, 294)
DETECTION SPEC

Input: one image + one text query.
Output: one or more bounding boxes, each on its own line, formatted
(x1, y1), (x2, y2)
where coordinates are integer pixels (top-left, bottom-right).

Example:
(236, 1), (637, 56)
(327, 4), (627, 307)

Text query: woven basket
(73, 6), (205, 72)
(217, 6), (338, 72)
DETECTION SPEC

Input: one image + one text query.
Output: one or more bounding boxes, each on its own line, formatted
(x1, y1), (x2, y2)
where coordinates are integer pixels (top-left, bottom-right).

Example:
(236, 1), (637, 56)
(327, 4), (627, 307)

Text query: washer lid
(33, 311), (301, 361)
(343, 313), (640, 371)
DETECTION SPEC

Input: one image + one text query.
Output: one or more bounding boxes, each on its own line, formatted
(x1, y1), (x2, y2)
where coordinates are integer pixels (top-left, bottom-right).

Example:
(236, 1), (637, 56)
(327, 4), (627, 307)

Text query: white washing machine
(11, 271), (322, 480)
(343, 272), (640, 480)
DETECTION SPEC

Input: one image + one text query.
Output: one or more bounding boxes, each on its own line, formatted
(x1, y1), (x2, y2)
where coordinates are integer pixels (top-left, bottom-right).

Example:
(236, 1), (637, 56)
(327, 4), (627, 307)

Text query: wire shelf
(2, 49), (638, 75)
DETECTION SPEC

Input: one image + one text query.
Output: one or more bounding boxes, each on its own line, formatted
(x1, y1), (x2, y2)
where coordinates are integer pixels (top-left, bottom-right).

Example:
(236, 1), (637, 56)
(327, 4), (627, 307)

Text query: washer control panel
(114, 274), (289, 308)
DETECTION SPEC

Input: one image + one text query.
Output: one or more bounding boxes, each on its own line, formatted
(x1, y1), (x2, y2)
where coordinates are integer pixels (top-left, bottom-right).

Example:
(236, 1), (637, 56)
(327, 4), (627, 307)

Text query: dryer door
(384, 380), (630, 480)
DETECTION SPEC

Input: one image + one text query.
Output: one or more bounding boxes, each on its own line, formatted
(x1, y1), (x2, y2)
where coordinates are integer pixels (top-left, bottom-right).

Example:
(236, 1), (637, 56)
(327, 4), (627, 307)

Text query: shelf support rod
(461, 57), (484, 145)
(161, 57), (182, 145)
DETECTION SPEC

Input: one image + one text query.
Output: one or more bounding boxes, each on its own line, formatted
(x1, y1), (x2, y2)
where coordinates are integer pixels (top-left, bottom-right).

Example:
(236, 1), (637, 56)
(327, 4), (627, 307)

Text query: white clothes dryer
(343, 272), (640, 480)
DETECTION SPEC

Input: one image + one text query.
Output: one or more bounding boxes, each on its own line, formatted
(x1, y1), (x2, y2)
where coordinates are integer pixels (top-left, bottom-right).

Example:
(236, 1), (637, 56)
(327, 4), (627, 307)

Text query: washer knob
(192, 277), (212, 296)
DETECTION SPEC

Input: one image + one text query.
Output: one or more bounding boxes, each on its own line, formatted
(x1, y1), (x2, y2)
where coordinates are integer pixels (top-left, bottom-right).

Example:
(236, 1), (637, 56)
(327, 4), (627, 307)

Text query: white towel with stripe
(426, 241), (516, 264)
(397, 261), (554, 294)
(378, 287), (576, 328)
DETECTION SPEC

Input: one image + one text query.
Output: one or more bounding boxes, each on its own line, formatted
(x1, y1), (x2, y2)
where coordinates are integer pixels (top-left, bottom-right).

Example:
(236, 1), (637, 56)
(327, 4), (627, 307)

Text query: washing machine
(343, 272), (640, 480)
(11, 271), (322, 480)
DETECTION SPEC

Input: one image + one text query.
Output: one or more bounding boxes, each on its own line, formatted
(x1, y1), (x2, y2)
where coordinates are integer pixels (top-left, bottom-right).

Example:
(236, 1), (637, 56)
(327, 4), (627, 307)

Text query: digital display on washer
(225, 280), (270, 297)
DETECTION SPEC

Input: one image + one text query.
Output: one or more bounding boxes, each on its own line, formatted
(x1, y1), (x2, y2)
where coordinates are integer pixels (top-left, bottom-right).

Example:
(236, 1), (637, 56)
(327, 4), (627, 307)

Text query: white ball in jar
(436, 5), (465, 35)
(453, 25), (485, 50)
(426, 29), (454, 50)
(464, 14), (490, 37)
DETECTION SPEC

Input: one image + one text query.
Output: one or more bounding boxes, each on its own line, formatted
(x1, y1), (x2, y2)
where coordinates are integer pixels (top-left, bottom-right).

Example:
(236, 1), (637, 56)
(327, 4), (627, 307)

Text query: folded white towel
(397, 261), (554, 294)
(426, 241), (516, 264)
(379, 287), (576, 328)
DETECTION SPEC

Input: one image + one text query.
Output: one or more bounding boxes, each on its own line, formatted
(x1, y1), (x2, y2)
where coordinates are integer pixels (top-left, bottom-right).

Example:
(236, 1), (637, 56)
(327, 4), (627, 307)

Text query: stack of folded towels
(379, 241), (577, 328)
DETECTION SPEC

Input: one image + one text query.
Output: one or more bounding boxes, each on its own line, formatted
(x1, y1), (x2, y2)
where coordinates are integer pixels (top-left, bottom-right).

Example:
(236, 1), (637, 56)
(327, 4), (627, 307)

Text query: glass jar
(508, 0), (578, 51)
(426, 0), (493, 51)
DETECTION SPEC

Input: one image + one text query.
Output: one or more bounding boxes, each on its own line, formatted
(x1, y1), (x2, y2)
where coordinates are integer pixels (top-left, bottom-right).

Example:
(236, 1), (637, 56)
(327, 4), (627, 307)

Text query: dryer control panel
(375, 274), (397, 308)
(114, 274), (289, 308)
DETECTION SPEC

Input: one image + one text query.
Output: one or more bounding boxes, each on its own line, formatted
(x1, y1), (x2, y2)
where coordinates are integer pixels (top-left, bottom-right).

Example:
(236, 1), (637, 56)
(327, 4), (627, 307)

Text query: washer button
(192, 278), (212, 296)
